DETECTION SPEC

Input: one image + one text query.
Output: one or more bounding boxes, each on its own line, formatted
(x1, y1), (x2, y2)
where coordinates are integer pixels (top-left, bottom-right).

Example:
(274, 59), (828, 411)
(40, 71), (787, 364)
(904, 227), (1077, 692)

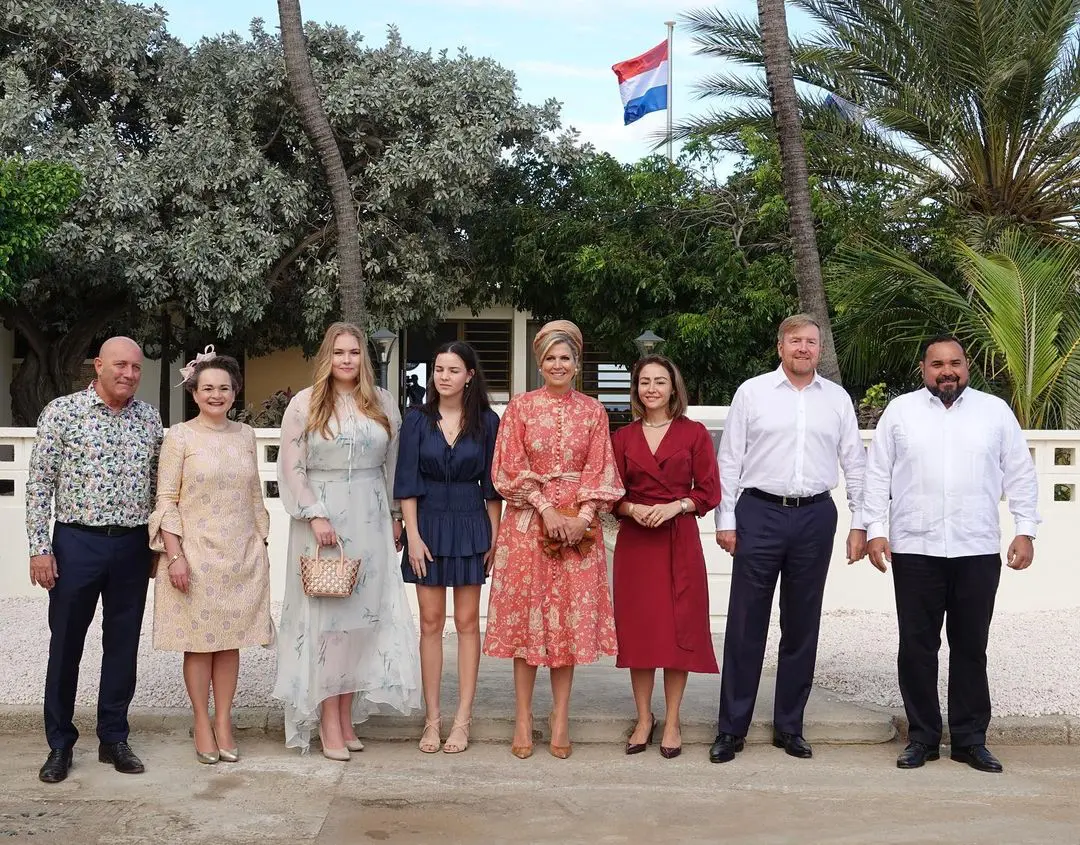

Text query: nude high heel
(548, 712), (572, 760)
(321, 746), (351, 762)
(510, 713), (534, 759)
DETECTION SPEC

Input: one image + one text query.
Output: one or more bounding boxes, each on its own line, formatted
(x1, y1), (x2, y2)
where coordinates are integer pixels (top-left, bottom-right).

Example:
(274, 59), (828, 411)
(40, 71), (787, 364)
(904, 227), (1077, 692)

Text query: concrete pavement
(1, 733), (1078, 844)
(0, 634), (897, 747)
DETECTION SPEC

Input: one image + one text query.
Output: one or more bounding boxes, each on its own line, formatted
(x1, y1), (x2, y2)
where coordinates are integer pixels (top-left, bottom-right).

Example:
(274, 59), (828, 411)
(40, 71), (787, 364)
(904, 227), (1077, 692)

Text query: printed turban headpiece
(532, 320), (583, 366)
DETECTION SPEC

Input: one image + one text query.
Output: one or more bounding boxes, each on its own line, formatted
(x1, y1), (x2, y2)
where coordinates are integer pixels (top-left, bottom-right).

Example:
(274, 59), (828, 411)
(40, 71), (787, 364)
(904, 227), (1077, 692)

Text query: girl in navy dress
(394, 342), (502, 754)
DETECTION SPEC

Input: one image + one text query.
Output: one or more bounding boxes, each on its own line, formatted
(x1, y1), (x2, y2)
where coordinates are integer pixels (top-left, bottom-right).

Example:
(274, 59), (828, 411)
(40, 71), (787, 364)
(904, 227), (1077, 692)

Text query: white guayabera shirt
(864, 387), (1040, 557)
(715, 366), (867, 532)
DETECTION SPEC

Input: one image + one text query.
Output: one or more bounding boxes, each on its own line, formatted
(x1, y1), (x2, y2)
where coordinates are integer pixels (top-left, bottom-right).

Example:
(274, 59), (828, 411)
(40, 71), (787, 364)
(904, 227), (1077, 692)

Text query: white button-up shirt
(715, 366), (866, 531)
(864, 387), (1039, 556)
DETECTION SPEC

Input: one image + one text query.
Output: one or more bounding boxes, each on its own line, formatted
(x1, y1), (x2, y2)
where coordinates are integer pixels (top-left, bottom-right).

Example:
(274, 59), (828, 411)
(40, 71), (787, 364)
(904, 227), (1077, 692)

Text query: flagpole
(665, 20), (675, 164)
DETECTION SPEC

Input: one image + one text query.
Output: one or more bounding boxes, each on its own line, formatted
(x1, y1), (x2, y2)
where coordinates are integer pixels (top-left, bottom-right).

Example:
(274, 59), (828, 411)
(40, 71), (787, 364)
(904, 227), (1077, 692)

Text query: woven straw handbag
(299, 540), (361, 598)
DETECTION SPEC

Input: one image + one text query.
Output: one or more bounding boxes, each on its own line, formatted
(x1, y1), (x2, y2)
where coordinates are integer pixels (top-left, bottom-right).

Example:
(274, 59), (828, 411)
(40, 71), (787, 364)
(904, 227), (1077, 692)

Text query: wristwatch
(679, 499), (689, 513)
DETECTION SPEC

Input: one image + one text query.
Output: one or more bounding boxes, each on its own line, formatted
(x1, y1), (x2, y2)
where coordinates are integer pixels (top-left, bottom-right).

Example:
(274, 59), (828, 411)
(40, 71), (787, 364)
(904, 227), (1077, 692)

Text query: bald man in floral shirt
(27, 337), (162, 783)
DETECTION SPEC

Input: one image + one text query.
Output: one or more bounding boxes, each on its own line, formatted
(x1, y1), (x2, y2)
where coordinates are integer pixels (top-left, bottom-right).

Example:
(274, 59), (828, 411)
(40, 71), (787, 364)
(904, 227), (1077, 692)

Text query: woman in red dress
(611, 355), (721, 759)
(483, 320), (624, 760)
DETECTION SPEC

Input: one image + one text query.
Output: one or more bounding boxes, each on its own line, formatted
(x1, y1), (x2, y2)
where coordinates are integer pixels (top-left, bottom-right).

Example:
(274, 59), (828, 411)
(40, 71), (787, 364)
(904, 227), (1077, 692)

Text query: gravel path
(1, 596), (1076, 716)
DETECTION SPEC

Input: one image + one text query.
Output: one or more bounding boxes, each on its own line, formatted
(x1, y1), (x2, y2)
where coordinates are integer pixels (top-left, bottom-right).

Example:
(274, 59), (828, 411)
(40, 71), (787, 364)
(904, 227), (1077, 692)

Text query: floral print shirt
(26, 382), (163, 556)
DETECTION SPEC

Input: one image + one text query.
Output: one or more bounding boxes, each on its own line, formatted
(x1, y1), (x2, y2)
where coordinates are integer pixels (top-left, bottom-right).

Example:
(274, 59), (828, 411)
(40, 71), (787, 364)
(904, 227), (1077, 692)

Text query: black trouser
(891, 552), (1001, 748)
(44, 523), (151, 751)
(717, 494), (838, 737)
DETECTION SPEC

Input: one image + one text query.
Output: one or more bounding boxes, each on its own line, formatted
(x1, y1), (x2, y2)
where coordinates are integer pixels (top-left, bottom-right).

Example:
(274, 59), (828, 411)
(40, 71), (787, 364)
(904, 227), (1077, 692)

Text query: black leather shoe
(772, 731), (812, 759)
(98, 741), (145, 774)
(708, 732), (745, 763)
(625, 714), (657, 755)
(896, 741), (940, 769)
(39, 748), (73, 783)
(950, 744), (1003, 773)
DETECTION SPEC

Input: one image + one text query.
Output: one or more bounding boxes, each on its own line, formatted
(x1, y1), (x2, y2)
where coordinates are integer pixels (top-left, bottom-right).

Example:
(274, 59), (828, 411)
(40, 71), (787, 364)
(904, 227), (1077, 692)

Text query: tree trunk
(277, 0), (367, 327)
(2, 300), (126, 424)
(757, 0), (842, 383)
(159, 311), (171, 424)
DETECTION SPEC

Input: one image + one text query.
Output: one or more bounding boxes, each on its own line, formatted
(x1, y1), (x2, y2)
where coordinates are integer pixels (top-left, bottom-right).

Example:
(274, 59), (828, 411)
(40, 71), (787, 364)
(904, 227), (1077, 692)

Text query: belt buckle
(782, 495), (792, 507)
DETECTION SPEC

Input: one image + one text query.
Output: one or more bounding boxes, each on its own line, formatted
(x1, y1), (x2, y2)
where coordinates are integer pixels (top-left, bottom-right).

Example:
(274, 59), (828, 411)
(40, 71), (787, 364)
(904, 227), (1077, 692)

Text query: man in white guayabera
(863, 335), (1039, 774)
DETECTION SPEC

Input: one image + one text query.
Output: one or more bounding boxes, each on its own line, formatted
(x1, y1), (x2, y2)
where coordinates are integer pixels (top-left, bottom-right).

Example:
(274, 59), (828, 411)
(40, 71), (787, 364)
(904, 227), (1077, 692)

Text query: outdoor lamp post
(634, 330), (664, 358)
(370, 328), (397, 388)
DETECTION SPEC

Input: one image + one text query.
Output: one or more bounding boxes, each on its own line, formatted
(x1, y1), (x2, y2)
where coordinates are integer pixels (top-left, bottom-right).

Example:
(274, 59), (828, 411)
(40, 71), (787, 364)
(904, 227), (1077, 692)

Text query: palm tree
(278, 0), (367, 326)
(754, 0), (842, 383)
(680, 0), (1080, 238)
(830, 231), (1080, 428)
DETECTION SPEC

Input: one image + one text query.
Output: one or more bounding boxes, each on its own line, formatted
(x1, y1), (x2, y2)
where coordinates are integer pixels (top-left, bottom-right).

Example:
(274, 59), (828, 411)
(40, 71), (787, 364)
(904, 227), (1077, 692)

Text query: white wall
(0, 328), (12, 426)
(2, 416), (1078, 621)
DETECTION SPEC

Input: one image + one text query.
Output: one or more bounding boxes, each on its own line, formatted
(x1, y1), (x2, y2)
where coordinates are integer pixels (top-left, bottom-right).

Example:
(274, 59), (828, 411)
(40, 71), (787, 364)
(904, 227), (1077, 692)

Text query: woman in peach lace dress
(150, 354), (272, 765)
(483, 320), (624, 759)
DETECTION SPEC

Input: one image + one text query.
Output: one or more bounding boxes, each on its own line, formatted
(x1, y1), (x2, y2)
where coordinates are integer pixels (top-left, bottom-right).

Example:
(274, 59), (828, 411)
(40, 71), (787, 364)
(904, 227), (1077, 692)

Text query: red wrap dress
(611, 417), (721, 672)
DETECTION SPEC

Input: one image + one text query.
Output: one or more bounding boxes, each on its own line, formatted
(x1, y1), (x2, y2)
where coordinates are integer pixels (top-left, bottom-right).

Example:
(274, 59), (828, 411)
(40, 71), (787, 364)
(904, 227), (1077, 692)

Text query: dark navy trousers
(44, 523), (151, 750)
(717, 494), (838, 737)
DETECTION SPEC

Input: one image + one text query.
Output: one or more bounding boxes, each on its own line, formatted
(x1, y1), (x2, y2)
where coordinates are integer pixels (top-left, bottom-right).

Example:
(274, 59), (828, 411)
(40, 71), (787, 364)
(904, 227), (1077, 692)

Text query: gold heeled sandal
(419, 717), (442, 754)
(442, 718), (471, 754)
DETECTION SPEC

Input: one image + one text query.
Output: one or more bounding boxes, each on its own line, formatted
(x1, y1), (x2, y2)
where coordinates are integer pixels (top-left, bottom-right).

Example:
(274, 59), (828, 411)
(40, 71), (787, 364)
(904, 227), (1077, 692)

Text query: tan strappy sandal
(442, 718), (471, 754)
(418, 716), (441, 754)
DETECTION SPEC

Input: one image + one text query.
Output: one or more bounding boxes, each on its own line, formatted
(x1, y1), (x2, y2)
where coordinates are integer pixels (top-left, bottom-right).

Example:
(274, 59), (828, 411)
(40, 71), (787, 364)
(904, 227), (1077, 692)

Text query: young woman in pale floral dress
(272, 322), (420, 760)
(150, 354), (272, 765)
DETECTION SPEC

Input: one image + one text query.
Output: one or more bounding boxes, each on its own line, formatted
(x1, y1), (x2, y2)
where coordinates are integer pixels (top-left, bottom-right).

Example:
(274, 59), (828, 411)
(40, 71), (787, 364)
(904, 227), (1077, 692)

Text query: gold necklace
(641, 418), (673, 428)
(194, 416), (231, 432)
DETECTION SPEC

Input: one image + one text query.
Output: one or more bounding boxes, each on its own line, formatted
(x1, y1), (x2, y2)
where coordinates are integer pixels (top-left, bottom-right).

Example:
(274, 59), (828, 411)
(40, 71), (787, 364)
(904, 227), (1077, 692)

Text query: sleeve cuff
(33, 544), (53, 557)
(850, 509), (866, 531)
(866, 521), (887, 542)
(578, 504), (596, 523)
(298, 503), (331, 520)
(1014, 521), (1038, 539)
(716, 512), (736, 531)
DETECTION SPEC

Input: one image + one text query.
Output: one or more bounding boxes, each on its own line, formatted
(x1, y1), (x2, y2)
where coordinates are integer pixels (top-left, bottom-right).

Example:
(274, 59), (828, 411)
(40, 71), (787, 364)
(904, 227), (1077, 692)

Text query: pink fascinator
(177, 345), (217, 387)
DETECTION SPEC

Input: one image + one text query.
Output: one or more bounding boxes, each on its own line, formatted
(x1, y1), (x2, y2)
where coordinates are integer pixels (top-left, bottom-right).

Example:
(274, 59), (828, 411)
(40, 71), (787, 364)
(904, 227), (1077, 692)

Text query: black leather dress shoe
(896, 741), (940, 769)
(708, 732), (745, 763)
(39, 748), (73, 783)
(950, 744), (1003, 773)
(98, 741), (145, 774)
(772, 731), (812, 758)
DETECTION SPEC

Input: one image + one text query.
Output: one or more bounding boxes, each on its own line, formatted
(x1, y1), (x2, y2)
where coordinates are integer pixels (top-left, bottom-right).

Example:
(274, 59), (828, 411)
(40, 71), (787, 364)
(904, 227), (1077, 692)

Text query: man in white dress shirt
(709, 314), (867, 764)
(864, 336), (1038, 773)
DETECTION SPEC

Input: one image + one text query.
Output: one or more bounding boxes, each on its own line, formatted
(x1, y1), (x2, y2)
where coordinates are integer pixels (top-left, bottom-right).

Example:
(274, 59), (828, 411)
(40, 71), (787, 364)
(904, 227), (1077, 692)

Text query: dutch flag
(611, 40), (669, 126)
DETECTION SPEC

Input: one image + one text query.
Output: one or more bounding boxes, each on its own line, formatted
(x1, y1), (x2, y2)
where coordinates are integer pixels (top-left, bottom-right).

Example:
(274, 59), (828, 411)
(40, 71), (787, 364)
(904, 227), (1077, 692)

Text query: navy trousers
(44, 523), (151, 750)
(891, 552), (1001, 748)
(717, 494), (838, 737)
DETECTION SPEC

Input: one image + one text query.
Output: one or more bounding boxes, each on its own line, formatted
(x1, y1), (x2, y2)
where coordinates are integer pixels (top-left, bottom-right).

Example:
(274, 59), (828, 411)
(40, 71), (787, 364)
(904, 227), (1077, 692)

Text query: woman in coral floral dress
(483, 320), (624, 759)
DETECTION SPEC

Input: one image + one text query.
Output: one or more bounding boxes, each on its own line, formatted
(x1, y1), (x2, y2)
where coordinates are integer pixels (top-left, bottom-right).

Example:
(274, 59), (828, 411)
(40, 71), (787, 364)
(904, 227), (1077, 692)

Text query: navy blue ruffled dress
(393, 408), (501, 586)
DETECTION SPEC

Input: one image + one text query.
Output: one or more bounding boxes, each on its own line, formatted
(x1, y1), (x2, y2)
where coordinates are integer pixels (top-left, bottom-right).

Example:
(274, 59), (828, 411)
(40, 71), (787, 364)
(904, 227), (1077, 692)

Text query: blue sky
(152, 0), (815, 163)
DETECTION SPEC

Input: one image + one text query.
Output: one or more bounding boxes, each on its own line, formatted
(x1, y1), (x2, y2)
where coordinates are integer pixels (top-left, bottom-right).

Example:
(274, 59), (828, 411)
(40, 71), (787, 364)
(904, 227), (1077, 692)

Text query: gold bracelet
(627, 503), (636, 516)
(167, 551), (184, 567)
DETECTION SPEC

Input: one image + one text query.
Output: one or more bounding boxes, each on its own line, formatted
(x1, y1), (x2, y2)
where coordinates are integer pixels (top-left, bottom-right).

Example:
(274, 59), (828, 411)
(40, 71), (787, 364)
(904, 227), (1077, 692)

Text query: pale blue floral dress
(272, 387), (420, 752)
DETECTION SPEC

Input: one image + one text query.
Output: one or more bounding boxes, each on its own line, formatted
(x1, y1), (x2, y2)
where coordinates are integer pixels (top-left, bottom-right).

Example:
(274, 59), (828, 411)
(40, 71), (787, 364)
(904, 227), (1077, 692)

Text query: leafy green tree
(831, 231), (1080, 428)
(0, 160), (81, 298)
(0, 0), (571, 422)
(678, 0), (1080, 239)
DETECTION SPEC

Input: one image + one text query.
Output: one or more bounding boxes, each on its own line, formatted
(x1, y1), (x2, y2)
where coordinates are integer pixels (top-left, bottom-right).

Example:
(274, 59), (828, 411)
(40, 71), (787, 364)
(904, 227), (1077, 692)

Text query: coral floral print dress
(482, 388), (624, 667)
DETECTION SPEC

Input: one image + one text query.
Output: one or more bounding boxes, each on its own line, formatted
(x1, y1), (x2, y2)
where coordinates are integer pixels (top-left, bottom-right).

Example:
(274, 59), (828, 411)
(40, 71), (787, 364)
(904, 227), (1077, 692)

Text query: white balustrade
(2, 417), (1078, 620)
